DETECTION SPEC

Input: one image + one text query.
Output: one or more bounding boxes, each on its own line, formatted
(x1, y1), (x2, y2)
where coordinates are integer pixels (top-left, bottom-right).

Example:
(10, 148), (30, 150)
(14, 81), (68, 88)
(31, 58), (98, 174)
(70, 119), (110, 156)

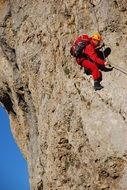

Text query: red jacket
(83, 39), (105, 65)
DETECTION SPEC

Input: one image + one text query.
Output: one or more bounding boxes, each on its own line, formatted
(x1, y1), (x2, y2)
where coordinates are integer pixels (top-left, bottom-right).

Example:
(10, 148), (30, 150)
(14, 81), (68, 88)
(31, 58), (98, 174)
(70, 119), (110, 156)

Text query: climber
(75, 32), (112, 90)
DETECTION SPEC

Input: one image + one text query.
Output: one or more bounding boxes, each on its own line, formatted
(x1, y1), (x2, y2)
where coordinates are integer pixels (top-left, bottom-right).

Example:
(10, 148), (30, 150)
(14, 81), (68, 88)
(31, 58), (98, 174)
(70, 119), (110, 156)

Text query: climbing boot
(94, 80), (103, 91)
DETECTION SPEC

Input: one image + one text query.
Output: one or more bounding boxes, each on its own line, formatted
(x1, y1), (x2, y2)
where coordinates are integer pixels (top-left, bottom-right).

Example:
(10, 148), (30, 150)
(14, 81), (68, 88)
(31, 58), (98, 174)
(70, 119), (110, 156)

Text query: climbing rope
(108, 61), (127, 76)
(89, 0), (100, 32)
(102, 45), (127, 76)
(89, 0), (127, 76)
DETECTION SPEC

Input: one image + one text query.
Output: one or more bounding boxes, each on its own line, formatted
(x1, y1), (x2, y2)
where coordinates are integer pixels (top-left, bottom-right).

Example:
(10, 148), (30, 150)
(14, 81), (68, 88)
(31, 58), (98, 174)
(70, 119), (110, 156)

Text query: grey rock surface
(0, 0), (127, 189)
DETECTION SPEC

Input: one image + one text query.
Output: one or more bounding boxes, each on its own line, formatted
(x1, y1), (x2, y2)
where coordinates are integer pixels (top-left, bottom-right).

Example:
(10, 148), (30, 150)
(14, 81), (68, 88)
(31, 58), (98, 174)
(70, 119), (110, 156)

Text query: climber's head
(91, 32), (103, 46)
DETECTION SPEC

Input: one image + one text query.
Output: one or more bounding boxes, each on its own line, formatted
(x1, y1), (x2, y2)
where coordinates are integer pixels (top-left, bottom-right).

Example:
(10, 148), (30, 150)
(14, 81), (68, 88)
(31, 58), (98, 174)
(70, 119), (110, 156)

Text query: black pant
(96, 47), (111, 60)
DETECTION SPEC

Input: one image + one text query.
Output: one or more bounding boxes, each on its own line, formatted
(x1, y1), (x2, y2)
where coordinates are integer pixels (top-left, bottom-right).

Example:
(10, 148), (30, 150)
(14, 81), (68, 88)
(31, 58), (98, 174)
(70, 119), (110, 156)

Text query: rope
(89, 0), (100, 32)
(102, 45), (127, 76)
(110, 64), (127, 76)
(102, 46), (127, 75)
(89, 0), (127, 76)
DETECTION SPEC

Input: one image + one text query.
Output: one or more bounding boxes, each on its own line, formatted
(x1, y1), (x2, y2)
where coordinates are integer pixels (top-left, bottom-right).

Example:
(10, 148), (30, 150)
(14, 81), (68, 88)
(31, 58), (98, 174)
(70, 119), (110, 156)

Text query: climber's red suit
(76, 39), (105, 80)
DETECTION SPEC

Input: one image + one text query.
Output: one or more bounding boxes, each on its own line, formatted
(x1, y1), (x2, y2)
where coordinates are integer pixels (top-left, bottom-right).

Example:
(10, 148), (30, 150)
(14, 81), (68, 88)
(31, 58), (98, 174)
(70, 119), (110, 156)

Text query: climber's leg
(82, 60), (101, 80)
(96, 47), (111, 60)
(82, 60), (103, 90)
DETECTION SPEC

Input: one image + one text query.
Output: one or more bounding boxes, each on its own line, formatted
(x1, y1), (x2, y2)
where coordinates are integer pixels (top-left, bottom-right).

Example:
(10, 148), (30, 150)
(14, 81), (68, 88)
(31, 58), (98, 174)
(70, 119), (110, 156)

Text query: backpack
(70, 34), (90, 57)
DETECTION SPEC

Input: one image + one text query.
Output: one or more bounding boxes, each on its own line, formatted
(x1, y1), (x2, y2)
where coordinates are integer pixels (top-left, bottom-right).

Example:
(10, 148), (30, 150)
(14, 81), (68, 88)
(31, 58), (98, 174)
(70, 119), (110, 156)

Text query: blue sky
(0, 106), (30, 190)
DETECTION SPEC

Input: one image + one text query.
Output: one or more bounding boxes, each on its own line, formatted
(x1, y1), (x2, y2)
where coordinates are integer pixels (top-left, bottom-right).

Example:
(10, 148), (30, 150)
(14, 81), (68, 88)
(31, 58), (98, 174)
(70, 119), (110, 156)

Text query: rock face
(0, 0), (127, 189)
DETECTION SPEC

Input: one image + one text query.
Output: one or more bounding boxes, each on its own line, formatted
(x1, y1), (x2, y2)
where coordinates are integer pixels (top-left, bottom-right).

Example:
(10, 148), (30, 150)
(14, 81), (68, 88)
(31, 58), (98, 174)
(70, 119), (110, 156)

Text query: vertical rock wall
(0, 0), (127, 189)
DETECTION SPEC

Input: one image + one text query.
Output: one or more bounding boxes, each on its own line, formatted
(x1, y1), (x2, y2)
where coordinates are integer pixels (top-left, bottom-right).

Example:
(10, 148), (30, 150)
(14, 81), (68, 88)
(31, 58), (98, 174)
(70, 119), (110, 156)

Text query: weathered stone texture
(0, 0), (127, 189)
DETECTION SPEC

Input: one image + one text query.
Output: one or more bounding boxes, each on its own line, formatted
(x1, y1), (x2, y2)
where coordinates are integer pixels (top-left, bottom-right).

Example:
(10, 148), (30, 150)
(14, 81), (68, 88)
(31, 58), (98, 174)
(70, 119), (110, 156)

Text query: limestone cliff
(0, 0), (127, 189)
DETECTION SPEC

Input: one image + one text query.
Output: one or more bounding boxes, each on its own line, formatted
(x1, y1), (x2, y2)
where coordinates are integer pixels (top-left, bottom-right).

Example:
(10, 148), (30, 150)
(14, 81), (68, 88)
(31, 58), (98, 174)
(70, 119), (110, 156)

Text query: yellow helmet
(92, 32), (102, 41)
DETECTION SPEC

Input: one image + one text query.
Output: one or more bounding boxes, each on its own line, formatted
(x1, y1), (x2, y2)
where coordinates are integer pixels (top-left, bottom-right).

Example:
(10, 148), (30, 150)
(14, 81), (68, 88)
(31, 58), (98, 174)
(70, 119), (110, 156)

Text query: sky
(0, 106), (30, 190)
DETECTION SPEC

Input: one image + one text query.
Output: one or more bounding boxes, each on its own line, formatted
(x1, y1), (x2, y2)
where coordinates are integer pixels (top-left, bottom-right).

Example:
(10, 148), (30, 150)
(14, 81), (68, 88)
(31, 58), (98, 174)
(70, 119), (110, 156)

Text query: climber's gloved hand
(104, 61), (114, 71)
(104, 61), (112, 67)
(104, 61), (109, 66)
